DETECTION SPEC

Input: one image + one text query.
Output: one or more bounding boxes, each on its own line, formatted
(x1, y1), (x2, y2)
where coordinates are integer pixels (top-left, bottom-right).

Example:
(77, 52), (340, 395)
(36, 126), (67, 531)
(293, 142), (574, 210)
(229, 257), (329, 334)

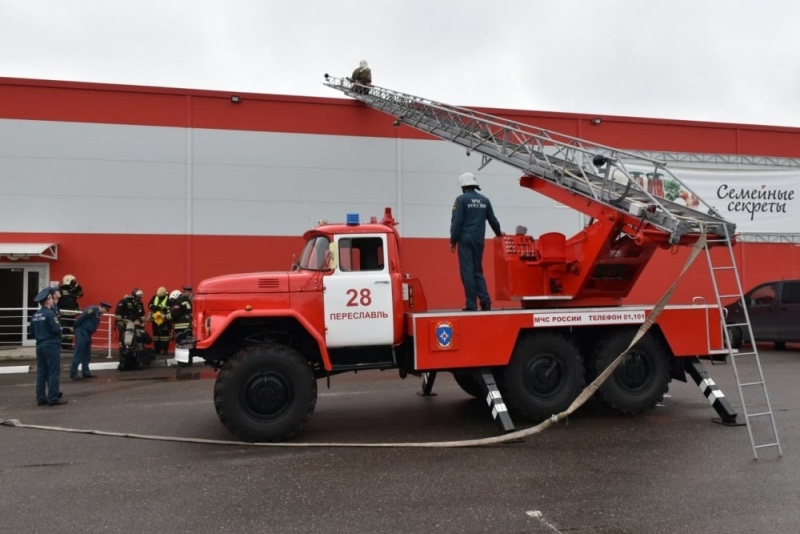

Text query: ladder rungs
(732, 351), (757, 357)
(740, 381), (765, 387)
(718, 294), (742, 299)
(727, 322), (750, 328)
(754, 442), (781, 450)
(711, 265), (735, 271)
(746, 411), (774, 418)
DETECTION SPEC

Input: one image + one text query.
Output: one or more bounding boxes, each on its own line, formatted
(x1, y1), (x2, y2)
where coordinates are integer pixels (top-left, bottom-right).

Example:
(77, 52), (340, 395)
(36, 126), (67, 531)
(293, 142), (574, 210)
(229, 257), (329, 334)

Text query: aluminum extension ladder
(323, 75), (734, 245)
(704, 225), (782, 459)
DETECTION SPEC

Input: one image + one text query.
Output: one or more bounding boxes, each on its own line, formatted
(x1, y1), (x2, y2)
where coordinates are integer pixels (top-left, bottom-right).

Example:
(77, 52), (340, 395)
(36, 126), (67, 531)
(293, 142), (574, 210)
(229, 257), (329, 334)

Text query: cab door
(323, 234), (394, 348)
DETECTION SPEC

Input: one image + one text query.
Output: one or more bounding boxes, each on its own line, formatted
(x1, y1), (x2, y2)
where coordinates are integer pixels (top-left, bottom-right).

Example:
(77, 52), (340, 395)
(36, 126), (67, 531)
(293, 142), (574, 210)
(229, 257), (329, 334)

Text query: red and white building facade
(2, 77), (800, 346)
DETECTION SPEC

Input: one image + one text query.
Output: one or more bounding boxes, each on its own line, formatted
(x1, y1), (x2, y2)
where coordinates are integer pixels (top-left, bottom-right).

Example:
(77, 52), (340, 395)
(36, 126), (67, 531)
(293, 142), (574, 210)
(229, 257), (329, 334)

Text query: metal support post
(478, 368), (515, 433)
(418, 371), (437, 396)
(685, 357), (740, 426)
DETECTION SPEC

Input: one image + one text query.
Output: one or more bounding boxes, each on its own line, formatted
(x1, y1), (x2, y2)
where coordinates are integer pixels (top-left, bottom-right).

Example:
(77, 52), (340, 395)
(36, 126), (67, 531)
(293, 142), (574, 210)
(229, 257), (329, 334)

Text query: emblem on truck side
(435, 322), (454, 348)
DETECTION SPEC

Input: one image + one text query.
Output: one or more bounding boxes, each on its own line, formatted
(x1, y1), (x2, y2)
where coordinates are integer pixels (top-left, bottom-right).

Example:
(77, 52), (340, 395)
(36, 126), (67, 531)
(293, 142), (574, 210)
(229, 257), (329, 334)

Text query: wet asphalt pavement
(1, 347), (798, 533)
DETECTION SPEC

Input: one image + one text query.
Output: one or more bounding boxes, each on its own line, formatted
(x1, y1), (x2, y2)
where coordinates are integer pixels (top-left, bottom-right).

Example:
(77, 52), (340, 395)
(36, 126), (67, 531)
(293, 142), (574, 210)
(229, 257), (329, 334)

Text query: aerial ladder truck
(177, 75), (781, 458)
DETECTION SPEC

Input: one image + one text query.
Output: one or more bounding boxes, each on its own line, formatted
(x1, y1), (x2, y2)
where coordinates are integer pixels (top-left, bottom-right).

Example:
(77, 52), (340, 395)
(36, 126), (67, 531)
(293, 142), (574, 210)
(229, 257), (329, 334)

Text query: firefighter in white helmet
(450, 172), (502, 311)
(351, 59), (372, 95)
(170, 286), (194, 366)
(170, 286), (193, 344)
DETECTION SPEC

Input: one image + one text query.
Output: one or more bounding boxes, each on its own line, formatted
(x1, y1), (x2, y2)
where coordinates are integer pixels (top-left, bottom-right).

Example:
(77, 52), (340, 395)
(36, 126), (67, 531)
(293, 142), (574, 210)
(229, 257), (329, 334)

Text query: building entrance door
(0, 264), (49, 347)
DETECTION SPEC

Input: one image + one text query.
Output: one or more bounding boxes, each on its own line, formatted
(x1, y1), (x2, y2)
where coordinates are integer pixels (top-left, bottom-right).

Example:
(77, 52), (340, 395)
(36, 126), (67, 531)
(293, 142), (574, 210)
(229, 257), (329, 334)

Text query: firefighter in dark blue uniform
(70, 301), (112, 379)
(450, 172), (502, 311)
(31, 288), (66, 406)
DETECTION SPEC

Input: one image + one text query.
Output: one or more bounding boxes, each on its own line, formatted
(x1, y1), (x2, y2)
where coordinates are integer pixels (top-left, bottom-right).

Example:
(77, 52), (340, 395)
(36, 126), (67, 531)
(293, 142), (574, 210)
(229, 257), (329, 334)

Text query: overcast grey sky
(2, 0), (799, 127)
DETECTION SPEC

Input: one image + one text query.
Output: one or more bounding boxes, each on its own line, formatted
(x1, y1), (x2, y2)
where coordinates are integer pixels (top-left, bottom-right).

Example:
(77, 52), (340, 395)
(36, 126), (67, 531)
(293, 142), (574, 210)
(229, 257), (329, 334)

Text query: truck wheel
(594, 330), (670, 414)
(452, 370), (484, 398)
(214, 343), (317, 442)
(504, 333), (584, 421)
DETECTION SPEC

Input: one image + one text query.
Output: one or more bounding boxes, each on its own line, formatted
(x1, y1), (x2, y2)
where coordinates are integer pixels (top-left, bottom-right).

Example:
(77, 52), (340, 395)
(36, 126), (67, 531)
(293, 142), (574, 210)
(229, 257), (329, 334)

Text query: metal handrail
(0, 307), (116, 359)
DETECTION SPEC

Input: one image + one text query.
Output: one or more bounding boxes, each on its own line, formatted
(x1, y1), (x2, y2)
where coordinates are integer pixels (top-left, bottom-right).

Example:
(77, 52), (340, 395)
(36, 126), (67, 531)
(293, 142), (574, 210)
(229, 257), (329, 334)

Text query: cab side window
(750, 283), (777, 307)
(781, 282), (800, 304)
(338, 237), (385, 272)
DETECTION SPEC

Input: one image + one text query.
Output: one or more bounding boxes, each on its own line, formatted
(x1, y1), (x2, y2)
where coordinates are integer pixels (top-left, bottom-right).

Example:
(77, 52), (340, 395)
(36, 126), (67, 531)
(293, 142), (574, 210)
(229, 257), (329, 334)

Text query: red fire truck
(176, 80), (742, 442)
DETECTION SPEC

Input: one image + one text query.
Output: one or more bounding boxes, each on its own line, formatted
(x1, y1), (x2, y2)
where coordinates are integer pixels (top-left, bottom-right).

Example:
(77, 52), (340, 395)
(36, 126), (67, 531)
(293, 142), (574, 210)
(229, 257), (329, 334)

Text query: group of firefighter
(58, 275), (194, 360)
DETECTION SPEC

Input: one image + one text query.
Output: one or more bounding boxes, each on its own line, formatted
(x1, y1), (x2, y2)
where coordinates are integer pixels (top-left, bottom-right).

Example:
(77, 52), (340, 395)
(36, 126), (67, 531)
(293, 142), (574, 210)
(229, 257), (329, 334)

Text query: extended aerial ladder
(323, 75), (781, 459)
(323, 75), (735, 307)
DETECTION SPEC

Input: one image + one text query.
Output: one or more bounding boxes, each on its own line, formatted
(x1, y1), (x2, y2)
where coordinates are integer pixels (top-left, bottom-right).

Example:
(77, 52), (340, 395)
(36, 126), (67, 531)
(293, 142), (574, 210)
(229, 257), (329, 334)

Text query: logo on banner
(435, 322), (453, 348)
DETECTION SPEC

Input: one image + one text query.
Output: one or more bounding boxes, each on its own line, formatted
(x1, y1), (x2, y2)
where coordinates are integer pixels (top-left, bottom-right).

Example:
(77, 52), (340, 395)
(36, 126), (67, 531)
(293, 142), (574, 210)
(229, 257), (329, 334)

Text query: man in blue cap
(30, 287), (66, 406)
(70, 301), (112, 380)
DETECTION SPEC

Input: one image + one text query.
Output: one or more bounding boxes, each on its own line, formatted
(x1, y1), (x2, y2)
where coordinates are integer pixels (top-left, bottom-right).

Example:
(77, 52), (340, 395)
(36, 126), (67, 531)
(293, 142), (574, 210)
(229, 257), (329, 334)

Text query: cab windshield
(298, 236), (331, 271)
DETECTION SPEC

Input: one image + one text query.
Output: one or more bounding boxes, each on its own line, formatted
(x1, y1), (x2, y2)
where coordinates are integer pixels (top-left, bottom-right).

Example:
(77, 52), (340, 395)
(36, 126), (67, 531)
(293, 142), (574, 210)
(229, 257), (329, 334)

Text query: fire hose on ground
(0, 235), (706, 448)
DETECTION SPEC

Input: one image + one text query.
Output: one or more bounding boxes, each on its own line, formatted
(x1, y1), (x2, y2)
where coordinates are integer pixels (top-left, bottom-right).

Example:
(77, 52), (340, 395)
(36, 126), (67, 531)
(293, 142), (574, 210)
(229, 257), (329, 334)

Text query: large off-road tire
(503, 333), (584, 421)
(214, 343), (317, 442)
(593, 329), (670, 414)
(452, 370), (485, 399)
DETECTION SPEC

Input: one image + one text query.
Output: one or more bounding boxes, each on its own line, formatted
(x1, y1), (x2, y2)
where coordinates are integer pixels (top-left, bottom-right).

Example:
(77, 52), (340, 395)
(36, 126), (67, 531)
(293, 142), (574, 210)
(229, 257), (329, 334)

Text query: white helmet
(62, 274), (76, 285)
(169, 290), (181, 300)
(359, 59), (369, 68)
(458, 172), (480, 189)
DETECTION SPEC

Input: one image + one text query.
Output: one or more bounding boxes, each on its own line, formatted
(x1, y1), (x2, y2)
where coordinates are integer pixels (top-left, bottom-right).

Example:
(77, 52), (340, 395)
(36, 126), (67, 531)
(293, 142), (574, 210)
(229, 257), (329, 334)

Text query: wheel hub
(617, 353), (649, 392)
(244, 372), (291, 418)
(525, 355), (562, 398)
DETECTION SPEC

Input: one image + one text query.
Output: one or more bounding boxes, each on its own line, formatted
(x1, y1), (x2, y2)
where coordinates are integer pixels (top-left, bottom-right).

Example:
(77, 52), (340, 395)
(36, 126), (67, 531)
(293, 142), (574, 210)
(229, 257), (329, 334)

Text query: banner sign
(624, 166), (800, 234)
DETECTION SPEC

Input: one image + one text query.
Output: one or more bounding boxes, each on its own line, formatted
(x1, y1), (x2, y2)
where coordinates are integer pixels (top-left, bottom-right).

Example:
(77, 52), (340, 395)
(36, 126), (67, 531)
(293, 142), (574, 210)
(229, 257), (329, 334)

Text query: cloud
(2, 0), (799, 127)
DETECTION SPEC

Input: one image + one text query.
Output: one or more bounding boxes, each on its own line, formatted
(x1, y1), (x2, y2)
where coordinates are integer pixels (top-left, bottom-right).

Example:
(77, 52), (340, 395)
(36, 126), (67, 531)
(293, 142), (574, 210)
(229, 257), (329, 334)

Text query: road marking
(526, 510), (562, 532)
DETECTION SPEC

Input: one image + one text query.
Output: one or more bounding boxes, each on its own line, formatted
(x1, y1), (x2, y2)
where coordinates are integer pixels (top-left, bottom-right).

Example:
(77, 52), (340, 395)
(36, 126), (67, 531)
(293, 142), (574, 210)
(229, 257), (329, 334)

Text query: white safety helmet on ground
(458, 172), (480, 189)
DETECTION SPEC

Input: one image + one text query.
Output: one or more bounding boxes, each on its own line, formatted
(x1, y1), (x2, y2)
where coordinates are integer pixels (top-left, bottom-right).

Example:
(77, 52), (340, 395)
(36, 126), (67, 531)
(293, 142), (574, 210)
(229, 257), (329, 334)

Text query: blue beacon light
(346, 213), (360, 226)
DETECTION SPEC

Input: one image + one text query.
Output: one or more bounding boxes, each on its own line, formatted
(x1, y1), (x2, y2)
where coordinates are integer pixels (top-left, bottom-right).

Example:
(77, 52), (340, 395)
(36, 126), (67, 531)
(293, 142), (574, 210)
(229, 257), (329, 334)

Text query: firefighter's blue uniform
(70, 304), (109, 379)
(450, 188), (502, 310)
(30, 289), (63, 405)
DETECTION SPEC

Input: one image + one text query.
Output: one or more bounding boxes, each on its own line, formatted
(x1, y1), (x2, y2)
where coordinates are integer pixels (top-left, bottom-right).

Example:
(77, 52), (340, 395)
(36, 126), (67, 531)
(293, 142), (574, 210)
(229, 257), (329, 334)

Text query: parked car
(725, 279), (800, 349)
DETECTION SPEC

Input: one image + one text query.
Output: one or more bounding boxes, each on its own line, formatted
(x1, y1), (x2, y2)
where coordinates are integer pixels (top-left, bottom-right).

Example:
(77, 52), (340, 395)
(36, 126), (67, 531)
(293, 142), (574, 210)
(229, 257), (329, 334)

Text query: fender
(197, 308), (333, 371)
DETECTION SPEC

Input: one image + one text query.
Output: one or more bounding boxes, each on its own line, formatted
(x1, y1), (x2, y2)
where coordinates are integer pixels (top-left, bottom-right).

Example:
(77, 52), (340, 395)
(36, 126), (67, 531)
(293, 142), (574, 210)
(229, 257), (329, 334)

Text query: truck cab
(184, 208), (419, 376)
